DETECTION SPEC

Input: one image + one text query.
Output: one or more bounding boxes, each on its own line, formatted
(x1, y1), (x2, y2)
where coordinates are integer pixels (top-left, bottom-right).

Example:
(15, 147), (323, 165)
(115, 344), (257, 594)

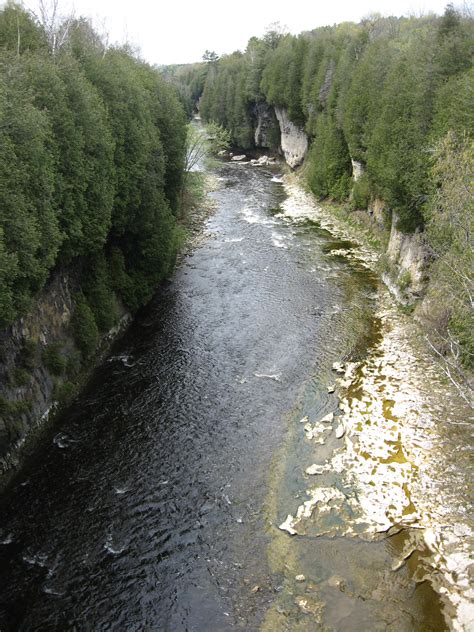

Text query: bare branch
(425, 334), (474, 407)
(35, 0), (75, 57)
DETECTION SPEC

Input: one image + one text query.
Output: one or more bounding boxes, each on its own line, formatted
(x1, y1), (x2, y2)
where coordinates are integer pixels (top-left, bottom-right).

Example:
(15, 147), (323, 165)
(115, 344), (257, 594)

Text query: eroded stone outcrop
(254, 102), (280, 150)
(274, 106), (308, 168)
(386, 213), (429, 298)
(351, 158), (364, 182)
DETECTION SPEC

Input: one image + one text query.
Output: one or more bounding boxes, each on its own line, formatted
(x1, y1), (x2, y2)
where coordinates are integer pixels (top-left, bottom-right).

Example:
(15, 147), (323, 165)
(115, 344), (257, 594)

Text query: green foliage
(13, 368), (29, 386)
(366, 41), (436, 232)
(0, 395), (31, 417)
(436, 3), (473, 77)
(206, 121), (231, 154)
(184, 121), (230, 178)
(0, 5), (188, 331)
(423, 132), (473, 372)
(71, 293), (99, 359)
(160, 63), (208, 115)
(449, 312), (474, 369)
(82, 253), (118, 332)
(200, 52), (255, 148)
(43, 343), (66, 375)
(52, 379), (76, 402)
(0, 53), (60, 320)
(424, 132), (473, 259)
(0, 3), (46, 53)
(351, 174), (370, 210)
(261, 36), (306, 126)
(306, 113), (352, 200)
(432, 67), (474, 139)
(343, 39), (393, 162)
(397, 270), (412, 292)
(193, 10), (473, 232)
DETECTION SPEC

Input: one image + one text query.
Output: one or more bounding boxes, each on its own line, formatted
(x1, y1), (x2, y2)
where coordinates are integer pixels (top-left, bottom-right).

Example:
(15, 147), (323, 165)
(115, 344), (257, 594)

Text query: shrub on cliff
(351, 174), (370, 210)
(82, 254), (118, 333)
(43, 344), (67, 376)
(71, 293), (99, 360)
(421, 131), (473, 401)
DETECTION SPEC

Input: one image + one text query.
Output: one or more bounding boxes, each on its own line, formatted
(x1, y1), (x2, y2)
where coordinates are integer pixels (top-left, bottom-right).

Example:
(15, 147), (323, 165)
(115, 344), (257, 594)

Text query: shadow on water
(0, 161), (446, 631)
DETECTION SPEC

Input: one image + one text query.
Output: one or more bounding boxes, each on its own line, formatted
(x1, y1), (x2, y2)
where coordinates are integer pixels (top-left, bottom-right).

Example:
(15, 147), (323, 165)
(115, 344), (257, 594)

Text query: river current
(0, 160), (463, 630)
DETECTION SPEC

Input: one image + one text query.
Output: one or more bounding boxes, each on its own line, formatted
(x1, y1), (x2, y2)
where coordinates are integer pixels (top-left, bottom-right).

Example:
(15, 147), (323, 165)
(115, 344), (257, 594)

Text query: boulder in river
(252, 155), (276, 167)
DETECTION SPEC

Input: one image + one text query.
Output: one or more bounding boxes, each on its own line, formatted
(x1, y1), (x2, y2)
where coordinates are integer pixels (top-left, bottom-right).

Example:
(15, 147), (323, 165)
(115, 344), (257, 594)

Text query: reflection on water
(0, 161), (469, 631)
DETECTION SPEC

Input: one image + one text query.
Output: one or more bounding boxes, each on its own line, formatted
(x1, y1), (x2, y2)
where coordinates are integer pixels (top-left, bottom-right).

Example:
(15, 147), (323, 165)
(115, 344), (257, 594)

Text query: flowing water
(0, 161), (467, 631)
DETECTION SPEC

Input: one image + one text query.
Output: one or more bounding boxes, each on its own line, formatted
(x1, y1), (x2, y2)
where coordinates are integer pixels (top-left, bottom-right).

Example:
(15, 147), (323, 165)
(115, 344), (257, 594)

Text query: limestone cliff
(385, 214), (429, 299)
(351, 159), (364, 182)
(350, 165), (428, 303)
(274, 107), (308, 168)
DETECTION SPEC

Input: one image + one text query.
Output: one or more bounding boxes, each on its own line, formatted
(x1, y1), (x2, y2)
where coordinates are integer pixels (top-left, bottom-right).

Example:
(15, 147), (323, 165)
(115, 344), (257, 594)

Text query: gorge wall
(0, 271), (130, 481)
(273, 107), (308, 168)
(253, 103), (308, 169)
(252, 102), (428, 302)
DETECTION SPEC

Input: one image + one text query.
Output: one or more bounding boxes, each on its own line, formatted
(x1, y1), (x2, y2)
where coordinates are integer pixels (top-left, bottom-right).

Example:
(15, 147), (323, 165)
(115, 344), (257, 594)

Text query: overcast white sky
(22, 0), (451, 65)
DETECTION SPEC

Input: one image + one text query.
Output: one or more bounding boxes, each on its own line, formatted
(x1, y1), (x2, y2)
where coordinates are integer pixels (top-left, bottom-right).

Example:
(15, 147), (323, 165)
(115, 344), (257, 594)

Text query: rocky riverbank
(270, 175), (474, 631)
(0, 173), (218, 491)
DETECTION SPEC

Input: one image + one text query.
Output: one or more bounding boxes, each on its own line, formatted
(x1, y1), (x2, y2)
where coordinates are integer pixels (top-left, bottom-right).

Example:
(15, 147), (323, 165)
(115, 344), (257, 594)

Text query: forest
(174, 6), (473, 375)
(195, 8), (472, 228)
(0, 3), (188, 353)
(0, 3), (472, 373)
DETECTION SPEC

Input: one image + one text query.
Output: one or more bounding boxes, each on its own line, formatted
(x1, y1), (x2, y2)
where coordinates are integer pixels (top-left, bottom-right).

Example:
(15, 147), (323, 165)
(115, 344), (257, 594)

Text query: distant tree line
(0, 3), (187, 347)
(183, 8), (472, 235)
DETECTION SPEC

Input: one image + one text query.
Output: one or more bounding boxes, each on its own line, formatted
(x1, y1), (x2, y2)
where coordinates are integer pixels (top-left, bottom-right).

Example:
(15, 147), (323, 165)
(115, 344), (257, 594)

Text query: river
(0, 159), (471, 631)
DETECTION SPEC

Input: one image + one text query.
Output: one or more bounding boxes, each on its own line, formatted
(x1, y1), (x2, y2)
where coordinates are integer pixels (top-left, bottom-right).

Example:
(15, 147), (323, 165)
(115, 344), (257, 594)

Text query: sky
(21, 0), (452, 65)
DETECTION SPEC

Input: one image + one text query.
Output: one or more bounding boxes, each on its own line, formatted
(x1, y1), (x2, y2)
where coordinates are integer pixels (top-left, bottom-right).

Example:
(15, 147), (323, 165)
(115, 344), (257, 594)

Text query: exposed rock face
(368, 197), (386, 226)
(386, 213), (428, 296)
(0, 271), (129, 478)
(318, 60), (335, 109)
(274, 107), (308, 168)
(351, 159), (365, 182)
(254, 102), (280, 149)
(0, 273), (73, 474)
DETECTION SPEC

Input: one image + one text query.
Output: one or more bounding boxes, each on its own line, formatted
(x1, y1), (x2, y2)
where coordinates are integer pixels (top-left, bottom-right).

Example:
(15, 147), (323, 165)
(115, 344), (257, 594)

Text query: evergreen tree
(0, 5), (188, 328)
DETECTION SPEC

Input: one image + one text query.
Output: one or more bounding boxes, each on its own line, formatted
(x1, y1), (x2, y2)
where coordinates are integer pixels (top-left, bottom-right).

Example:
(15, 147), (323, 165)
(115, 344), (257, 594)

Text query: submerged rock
(252, 155), (276, 167)
(305, 463), (330, 476)
(279, 514), (298, 536)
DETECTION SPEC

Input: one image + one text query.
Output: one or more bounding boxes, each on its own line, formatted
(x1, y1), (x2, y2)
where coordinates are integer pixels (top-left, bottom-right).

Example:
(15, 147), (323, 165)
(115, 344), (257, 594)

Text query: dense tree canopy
(193, 7), (473, 227)
(0, 3), (187, 330)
